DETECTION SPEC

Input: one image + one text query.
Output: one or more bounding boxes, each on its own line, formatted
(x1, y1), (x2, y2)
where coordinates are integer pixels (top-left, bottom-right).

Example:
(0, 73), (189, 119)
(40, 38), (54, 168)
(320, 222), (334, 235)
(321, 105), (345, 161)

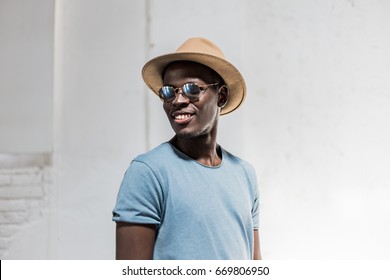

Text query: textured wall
(0, 163), (52, 259)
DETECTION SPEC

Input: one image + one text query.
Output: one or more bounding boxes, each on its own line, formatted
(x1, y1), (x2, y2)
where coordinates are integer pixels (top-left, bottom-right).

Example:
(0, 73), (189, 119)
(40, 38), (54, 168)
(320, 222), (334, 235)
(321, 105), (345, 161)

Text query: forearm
(253, 229), (262, 260)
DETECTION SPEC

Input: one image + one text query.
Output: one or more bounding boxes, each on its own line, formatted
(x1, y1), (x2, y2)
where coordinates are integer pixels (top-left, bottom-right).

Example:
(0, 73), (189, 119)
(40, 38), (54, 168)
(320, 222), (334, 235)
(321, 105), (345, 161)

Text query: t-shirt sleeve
(252, 186), (260, 229)
(247, 163), (260, 230)
(112, 160), (163, 227)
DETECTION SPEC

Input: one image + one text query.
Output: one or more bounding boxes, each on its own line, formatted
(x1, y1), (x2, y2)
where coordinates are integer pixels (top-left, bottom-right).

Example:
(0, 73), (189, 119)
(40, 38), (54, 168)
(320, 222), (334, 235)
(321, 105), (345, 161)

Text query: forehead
(162, 61), (217, 84)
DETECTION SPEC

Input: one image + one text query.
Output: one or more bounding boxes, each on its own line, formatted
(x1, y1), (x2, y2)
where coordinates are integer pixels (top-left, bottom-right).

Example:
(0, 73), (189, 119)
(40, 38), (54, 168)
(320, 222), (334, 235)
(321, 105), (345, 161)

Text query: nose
(172, 88), (189, 105)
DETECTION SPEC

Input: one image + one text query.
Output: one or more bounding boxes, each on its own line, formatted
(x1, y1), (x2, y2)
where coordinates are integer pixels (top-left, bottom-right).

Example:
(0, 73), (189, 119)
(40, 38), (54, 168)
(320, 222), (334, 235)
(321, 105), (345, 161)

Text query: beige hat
(141, 37), (246, 115)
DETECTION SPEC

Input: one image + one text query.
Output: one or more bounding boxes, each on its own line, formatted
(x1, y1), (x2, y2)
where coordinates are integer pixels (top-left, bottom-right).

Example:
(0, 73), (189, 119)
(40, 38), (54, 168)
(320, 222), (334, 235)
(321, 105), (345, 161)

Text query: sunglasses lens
(158, 83), (205, 103)
(159, 86), (175, 102)
(182, 83), (201, 100)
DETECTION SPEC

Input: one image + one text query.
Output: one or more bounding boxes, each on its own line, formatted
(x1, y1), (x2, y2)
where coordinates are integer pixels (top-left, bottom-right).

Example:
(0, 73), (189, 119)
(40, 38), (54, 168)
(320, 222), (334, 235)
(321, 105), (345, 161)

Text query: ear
(217, 85), (228, 108)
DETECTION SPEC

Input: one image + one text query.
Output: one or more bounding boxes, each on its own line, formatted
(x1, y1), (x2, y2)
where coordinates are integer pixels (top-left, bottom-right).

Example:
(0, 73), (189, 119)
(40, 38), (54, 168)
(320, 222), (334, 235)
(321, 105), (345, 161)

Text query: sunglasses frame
(158, 82), (220, 103)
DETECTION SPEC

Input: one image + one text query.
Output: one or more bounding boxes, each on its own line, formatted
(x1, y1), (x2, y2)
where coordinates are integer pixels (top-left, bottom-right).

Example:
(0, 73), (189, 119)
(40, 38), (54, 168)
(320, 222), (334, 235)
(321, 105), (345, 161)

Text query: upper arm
(253, 229), (262, 260)
(113, 161), (163, 259)
(116, 222), (156, 260)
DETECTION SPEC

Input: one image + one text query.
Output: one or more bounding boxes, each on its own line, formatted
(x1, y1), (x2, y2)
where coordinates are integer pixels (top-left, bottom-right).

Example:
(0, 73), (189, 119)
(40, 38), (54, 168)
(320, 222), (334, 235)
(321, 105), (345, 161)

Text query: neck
(169, 131), (222, 167)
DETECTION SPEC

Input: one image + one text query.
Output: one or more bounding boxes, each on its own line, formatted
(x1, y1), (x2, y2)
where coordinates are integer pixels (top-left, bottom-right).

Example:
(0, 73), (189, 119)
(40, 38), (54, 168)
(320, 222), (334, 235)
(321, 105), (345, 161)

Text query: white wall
(242, 0), (390, 259)
(0, 0), (53, 153)
(0, 0), (54, 259)
(52, 0), (148, 259)
(1, 0), (390, 259)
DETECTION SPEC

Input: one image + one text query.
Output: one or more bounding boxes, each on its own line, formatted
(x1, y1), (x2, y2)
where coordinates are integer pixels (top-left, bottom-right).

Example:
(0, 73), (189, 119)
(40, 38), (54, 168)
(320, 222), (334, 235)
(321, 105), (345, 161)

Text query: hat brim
(142, 52), (246, 115)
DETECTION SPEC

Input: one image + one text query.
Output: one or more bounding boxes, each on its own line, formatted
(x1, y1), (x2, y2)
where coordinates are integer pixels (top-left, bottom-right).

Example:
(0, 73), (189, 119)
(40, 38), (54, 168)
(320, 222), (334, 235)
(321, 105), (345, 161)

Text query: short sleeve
(252, 186), (260, 229)
(246, 163), (260, 230)
(112, 160), (164, 227)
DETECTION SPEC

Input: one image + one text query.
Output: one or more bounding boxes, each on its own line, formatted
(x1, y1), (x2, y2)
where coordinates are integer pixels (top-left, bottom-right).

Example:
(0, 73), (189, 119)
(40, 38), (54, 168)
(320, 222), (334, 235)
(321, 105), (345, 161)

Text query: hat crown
(175, 37), (225, 59)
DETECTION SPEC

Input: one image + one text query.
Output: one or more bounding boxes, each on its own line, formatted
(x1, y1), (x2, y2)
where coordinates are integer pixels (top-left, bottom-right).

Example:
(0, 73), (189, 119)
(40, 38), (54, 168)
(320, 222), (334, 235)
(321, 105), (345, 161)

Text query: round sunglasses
(158, 82), (219, 103)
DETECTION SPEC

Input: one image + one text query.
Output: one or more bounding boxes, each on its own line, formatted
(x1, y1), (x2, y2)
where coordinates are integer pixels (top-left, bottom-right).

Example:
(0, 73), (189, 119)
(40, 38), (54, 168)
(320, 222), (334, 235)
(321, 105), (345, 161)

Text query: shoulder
(221, 147), (258, 185)
(133, 142), (173, 166)
(120, 143), (174, 190)
(125, 142), (177, 181)
(222, 147), (255, 172)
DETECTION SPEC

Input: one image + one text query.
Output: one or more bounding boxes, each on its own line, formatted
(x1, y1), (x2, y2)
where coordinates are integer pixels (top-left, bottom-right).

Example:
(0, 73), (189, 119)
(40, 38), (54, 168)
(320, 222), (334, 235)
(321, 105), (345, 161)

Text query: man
(113, 37), (261, 260)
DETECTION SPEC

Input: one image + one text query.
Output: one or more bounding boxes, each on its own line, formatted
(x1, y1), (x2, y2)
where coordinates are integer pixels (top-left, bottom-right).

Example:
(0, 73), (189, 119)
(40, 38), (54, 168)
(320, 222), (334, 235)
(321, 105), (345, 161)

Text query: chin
(174, 127), (209, 139)
(174, 131), (199, 139)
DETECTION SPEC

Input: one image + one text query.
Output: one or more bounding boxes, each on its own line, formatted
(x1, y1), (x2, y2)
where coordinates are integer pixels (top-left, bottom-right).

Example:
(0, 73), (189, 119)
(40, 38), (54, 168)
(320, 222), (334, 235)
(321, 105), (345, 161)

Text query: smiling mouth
(174, 114), (192, 120)
(172, 113), (194, 124)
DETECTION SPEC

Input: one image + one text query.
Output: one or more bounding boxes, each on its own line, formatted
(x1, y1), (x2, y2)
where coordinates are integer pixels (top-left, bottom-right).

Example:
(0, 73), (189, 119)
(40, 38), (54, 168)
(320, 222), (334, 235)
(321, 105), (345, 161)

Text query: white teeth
(175, 114), (191, 120)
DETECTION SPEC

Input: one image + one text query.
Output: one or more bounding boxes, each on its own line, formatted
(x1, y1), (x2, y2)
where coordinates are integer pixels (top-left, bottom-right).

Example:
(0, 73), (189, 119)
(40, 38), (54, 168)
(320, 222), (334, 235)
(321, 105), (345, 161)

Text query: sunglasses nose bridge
(168, 86), (187, 104)
(174, 86), (183, 95)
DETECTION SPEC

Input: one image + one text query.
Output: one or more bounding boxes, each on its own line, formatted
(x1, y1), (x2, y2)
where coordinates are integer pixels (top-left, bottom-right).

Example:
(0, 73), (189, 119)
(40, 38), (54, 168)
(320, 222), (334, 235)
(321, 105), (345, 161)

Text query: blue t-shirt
(112, 142), (259, 260)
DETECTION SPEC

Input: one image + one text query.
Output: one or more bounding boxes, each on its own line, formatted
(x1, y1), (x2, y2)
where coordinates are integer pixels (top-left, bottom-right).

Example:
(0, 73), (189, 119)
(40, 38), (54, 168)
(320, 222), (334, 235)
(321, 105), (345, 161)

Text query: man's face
(162, 61), (222, 139)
